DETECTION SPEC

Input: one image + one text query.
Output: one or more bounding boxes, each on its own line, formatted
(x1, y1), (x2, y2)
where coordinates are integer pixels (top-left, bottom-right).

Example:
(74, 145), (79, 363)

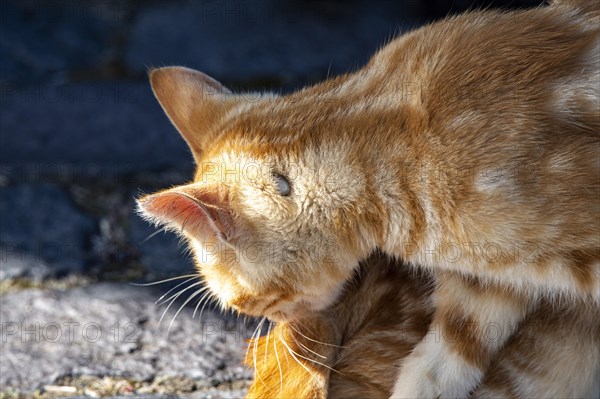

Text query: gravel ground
(1, 282), (256, 397)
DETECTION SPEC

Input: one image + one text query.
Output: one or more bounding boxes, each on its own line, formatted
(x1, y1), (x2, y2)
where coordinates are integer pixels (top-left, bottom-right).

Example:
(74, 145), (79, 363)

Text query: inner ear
(137, 184), (235, 241)
(149, 67), (237, 162)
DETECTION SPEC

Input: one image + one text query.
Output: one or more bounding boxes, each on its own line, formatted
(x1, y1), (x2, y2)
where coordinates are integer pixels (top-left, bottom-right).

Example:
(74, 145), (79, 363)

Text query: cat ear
(149, 66), (236, 162)
(137, 183), (235, 241)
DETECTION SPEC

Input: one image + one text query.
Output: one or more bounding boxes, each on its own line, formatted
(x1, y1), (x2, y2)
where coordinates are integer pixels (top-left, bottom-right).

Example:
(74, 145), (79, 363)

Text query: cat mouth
(264, 300), (314, 322)
(230, 296), (304, 321)
(261, 301), (316, 322)
(229, 291), (341, 322)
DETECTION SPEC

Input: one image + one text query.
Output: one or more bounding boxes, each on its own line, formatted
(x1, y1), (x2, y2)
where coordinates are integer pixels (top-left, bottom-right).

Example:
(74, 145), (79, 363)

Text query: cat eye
(274, 174), (291, 196)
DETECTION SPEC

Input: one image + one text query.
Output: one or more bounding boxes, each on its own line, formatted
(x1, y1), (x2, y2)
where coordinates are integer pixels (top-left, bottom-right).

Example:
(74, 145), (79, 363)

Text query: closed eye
(273, 174), (291, 196)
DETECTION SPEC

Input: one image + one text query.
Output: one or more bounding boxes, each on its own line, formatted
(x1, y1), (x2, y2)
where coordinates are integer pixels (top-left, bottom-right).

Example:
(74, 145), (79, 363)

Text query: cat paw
(390, 338), (483, 399)
(390, 364), (440, 399)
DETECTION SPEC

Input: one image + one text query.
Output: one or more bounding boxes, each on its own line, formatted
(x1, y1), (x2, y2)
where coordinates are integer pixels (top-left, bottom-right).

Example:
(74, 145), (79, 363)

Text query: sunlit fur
(138, 0), (599, 396)
(247, 254), (600, 399)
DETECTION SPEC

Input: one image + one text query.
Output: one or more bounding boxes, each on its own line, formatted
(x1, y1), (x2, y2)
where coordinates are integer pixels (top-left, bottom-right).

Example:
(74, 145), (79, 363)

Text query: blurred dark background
(0, 1), (545, 397)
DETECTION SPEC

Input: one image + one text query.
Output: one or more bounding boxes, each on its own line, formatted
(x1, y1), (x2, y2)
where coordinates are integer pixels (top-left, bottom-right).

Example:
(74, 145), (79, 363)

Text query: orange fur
(247, 255), (600, 398)
(137, 0), (599, 396)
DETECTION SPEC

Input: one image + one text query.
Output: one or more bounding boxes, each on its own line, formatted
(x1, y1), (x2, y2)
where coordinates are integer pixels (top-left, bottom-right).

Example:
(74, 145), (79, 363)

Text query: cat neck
(366, 130), (454, 266)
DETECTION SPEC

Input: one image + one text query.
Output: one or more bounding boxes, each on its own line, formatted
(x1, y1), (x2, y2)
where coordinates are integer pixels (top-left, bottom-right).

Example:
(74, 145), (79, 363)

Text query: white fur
(391, 333), (484, 399)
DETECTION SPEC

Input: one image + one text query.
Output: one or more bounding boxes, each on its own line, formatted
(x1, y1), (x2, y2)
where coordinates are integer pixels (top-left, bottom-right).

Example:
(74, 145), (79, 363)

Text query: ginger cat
(138, 0), (599, 397)
(246, 254), (600, 399)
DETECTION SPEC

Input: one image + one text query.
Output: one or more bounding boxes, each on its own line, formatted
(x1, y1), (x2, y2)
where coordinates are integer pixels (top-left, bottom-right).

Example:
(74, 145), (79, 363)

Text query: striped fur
(246, 255), (600, 399)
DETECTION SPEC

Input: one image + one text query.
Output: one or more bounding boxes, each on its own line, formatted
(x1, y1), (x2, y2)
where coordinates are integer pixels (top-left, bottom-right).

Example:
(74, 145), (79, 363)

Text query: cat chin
(226, 283), (346, 323)
(264, 303), (321, 323)
(268, 283), (347, 322)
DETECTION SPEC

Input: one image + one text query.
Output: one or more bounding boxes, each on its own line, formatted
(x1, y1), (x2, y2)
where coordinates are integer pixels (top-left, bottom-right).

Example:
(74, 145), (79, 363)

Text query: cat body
(246, 254), (600, 399)
(138, 0), (599, 397)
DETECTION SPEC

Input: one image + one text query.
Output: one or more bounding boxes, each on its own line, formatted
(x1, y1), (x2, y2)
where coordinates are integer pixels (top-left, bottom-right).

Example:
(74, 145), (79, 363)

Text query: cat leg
(473, 301), (600, 399)
(390, 272), (532, 399)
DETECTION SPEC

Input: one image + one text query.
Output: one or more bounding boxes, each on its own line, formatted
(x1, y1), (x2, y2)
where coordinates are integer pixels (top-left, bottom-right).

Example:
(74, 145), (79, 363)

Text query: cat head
(137, 67), (385, 321)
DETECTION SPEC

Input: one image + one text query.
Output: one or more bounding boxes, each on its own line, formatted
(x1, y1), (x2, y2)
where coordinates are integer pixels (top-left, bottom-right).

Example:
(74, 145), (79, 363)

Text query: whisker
(155, 277), (199, 305)
(197, 293), (215, 322)
(264, 321), (273, 366)
(288, 322), (348, 348)
(279, 331), (320, 382)
(281, 331), (342, 375)
(291, 333), (327, 360)
(273, 332), (283, 393)
(130, 274), (197, 286)
(158, 281), (203, 327)
(190, 291), (204, 308)
(253, 317), (267, 387)
(246, 319), (263, 367)
(140, 226), (168, 244)
(192, 291), (212, 319)
(167, 287), (208, 334)
(156, 282), (206, 307)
